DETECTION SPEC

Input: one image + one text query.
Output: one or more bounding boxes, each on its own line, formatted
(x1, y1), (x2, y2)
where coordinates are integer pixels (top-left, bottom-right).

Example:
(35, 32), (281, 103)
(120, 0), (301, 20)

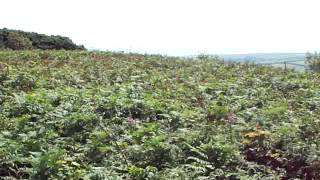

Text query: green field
(0, 50), (319, 179)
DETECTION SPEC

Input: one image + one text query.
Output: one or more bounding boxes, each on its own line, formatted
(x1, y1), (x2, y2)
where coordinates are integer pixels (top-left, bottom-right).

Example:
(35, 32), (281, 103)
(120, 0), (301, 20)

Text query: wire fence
(188, 55), (309, 71)
(256, 60), (308, 71)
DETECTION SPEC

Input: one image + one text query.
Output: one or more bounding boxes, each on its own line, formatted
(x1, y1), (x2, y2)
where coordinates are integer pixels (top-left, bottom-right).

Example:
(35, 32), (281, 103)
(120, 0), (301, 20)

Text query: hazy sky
(1, 0), (320, 55)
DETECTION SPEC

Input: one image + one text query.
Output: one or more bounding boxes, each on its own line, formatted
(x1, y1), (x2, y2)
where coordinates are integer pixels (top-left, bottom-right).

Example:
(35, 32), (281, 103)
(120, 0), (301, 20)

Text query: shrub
(6, 32), (33, 50)
(10, 72), (36, 91)
(305, 52), (320, 72)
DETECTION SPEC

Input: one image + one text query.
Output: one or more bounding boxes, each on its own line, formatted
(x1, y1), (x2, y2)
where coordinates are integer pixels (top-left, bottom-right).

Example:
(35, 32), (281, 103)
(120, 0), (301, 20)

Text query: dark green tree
(6, 32), (33, 50)
(0, 28), (85, 50)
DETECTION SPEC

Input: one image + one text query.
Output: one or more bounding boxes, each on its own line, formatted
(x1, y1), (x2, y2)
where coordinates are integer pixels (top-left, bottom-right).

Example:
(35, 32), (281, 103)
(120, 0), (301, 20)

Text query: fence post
(284, 61), (287, 71)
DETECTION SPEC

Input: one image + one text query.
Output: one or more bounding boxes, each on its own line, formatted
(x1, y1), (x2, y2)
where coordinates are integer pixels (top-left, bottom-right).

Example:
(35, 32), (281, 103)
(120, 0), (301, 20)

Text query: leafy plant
(305, 52), (320, 72)
(0, 50), (319, 179)
(207, 103), (229, 121)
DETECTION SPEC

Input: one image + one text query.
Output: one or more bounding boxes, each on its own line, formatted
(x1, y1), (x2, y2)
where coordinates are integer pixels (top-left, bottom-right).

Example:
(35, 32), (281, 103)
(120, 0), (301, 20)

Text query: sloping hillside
(0, 50), (319, 179)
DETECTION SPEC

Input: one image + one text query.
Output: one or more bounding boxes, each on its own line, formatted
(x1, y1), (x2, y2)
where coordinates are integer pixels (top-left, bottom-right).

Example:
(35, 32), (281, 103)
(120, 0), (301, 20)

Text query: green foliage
(128, 165), (159, 180)
(6, 32), (33, 50)
(0, 28), (85, 50)
(207, 103), (229, 121)
(262, 101), (288, 121)
(61, 113), (97, 136)
(305, 52), (320, 72)
(0, 50), (319, 179)
(185, 135), (241, 178)
(31, 149), (65, 179)
(131, 122), (160, 143)
(9, 72), (36, 91)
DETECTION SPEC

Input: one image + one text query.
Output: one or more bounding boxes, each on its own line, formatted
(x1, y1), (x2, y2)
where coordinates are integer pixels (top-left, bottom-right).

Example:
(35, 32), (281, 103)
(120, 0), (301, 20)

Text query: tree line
(0, 28), (85, 50)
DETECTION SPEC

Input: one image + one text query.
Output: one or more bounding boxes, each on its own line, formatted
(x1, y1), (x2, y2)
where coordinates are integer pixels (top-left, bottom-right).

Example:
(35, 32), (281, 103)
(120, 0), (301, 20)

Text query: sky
(1, 0), (320, 56)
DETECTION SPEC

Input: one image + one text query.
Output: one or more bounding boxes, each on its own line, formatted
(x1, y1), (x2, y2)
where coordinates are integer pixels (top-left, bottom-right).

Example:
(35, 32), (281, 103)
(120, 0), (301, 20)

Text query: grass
(0, 50), (319, 179)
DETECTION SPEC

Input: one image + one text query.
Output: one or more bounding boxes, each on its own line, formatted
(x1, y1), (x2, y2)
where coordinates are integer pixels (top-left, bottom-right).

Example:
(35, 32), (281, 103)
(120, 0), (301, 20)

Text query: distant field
(219, 53), (305, 62)
(219, 53), (307, 71)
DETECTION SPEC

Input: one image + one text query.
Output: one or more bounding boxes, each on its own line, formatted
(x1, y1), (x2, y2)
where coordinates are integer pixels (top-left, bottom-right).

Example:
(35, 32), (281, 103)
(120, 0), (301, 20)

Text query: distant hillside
(0, 28), (85, 50)
(220, 53), (305, 63)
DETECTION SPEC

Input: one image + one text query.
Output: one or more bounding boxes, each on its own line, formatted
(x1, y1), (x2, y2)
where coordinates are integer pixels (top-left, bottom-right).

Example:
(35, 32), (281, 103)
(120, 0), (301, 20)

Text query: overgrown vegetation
(0, 50), (319, 179)
(305, 52), (320, 72)
(0, 28), (85, 50)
